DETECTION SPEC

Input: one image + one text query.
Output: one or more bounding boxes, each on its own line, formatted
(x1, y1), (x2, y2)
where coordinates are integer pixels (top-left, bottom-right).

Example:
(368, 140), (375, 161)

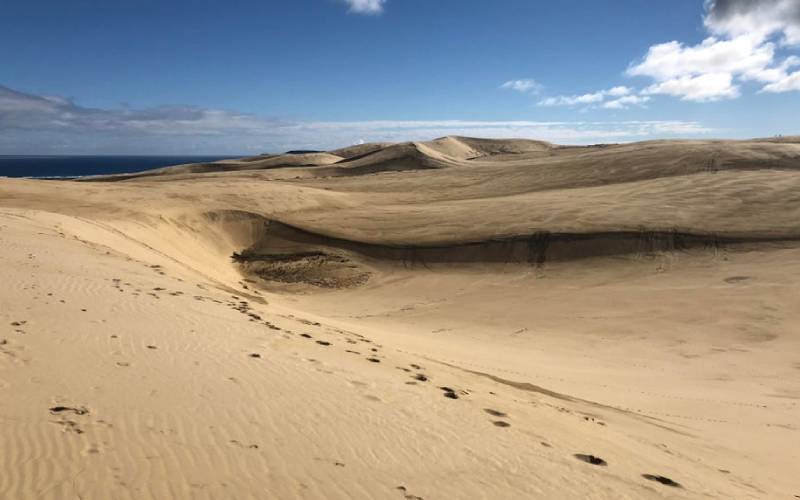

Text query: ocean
(0, 155), (237, 178)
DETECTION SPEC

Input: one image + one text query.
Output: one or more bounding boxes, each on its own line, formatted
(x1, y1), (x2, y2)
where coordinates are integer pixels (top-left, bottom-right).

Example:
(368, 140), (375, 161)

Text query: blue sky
(1, 0), (799, 154)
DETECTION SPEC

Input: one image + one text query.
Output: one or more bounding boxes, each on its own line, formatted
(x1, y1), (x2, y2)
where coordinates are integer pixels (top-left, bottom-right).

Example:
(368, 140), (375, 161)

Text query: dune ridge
(224, 216), (800, 289)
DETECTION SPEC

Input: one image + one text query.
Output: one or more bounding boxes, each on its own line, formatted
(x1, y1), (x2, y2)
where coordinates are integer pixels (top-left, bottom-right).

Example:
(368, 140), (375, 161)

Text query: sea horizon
(0, 154), (241, 178)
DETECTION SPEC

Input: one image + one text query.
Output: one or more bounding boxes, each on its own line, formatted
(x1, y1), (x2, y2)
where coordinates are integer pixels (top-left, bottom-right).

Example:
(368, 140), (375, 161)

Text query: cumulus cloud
(624, 1), (800, 101)
(516, 1), (800, 105)
(627, 37), (775, 83)
(762, 69), (800, 92)
(537, 86), (641, 108)
(0, 85), (715, 155)
(500, 79), (542, 94)
(641, 73), (740, 102)
(342, 0), (385, 15)
(503, 2), (800, 106)
(705, 0), (800, 45)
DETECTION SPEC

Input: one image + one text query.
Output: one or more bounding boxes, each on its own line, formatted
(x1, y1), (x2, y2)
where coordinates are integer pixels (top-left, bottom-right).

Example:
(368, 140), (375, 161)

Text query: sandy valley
(2, 136), (800, 499)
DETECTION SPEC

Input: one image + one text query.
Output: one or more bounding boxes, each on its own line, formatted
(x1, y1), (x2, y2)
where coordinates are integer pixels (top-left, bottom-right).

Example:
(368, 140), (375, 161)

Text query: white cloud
(627, 37), (775, 83)
(500, 79), (542, 94)
(642, 73), (740, 102)
(343, 0), (385, 15)
(762, 70), (800, 92)
(0, 85), (715, 155)
(705, 0), (800, 45)
(606, 86), (632, 97)
(537, 86), (632, 107)
(210, 119), (716, 149)
(538, 93), (602, 107)
(622, 1), (800, 100)
(746, 55), (800, 83)
(602, 95), (651, 109)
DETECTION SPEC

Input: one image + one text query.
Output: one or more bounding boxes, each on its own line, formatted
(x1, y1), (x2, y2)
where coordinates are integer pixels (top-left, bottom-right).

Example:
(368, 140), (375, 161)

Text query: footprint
(414, 374), (428, 382)
(440, 387), (459, 400)
(724, 276), (751, 284)
(50, 406), (89, 416)
(229, 439), (259, 449)
(574, 454), (607, 466)
(396, 485), (424, 500)
(642, 474), (681, 488)
(53, 420), (85, 434)
(83, 445), (101, 455)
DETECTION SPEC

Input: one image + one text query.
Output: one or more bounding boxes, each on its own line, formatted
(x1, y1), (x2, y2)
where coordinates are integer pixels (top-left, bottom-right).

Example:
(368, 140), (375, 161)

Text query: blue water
(0, 155), (238, 178)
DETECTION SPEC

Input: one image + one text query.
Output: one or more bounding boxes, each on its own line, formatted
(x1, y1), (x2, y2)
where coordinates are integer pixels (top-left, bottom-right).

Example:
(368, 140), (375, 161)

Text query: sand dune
(2, 137), (800, 499)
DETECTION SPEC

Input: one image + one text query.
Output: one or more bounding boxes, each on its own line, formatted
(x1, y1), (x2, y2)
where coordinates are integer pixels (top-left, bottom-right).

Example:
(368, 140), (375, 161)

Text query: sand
(1, 136), (799, 499)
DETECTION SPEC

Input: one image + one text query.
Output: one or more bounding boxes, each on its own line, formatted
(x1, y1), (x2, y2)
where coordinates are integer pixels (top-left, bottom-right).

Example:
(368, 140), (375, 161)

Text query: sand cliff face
(2, 136), (800, 499)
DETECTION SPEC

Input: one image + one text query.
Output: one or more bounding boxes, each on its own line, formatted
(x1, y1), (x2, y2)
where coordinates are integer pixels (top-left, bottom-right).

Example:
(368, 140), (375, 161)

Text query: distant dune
(2, 136), (800, 499)
(85, 135), (800, 243)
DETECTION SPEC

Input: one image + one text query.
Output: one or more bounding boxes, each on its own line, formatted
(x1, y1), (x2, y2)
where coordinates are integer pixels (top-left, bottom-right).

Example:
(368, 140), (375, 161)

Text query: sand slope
(1, 137), (800, 499)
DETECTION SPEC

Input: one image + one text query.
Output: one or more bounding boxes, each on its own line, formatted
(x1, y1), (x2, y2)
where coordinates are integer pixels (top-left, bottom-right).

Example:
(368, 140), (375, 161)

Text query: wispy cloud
(342, 0), (385, 15)
(537, 86), (638, 108)
(602, 95), (651, 109)
(0, 84), (716, 155)
(500, 79), (542, 94)
(301, 119), (714, 144)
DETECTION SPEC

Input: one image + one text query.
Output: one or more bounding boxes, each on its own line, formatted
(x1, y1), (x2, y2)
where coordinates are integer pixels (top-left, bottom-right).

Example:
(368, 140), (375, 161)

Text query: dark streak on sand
(574, 454), (607, 466)
(49, 406), (89, 416)
(642, 474), (682, 488)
